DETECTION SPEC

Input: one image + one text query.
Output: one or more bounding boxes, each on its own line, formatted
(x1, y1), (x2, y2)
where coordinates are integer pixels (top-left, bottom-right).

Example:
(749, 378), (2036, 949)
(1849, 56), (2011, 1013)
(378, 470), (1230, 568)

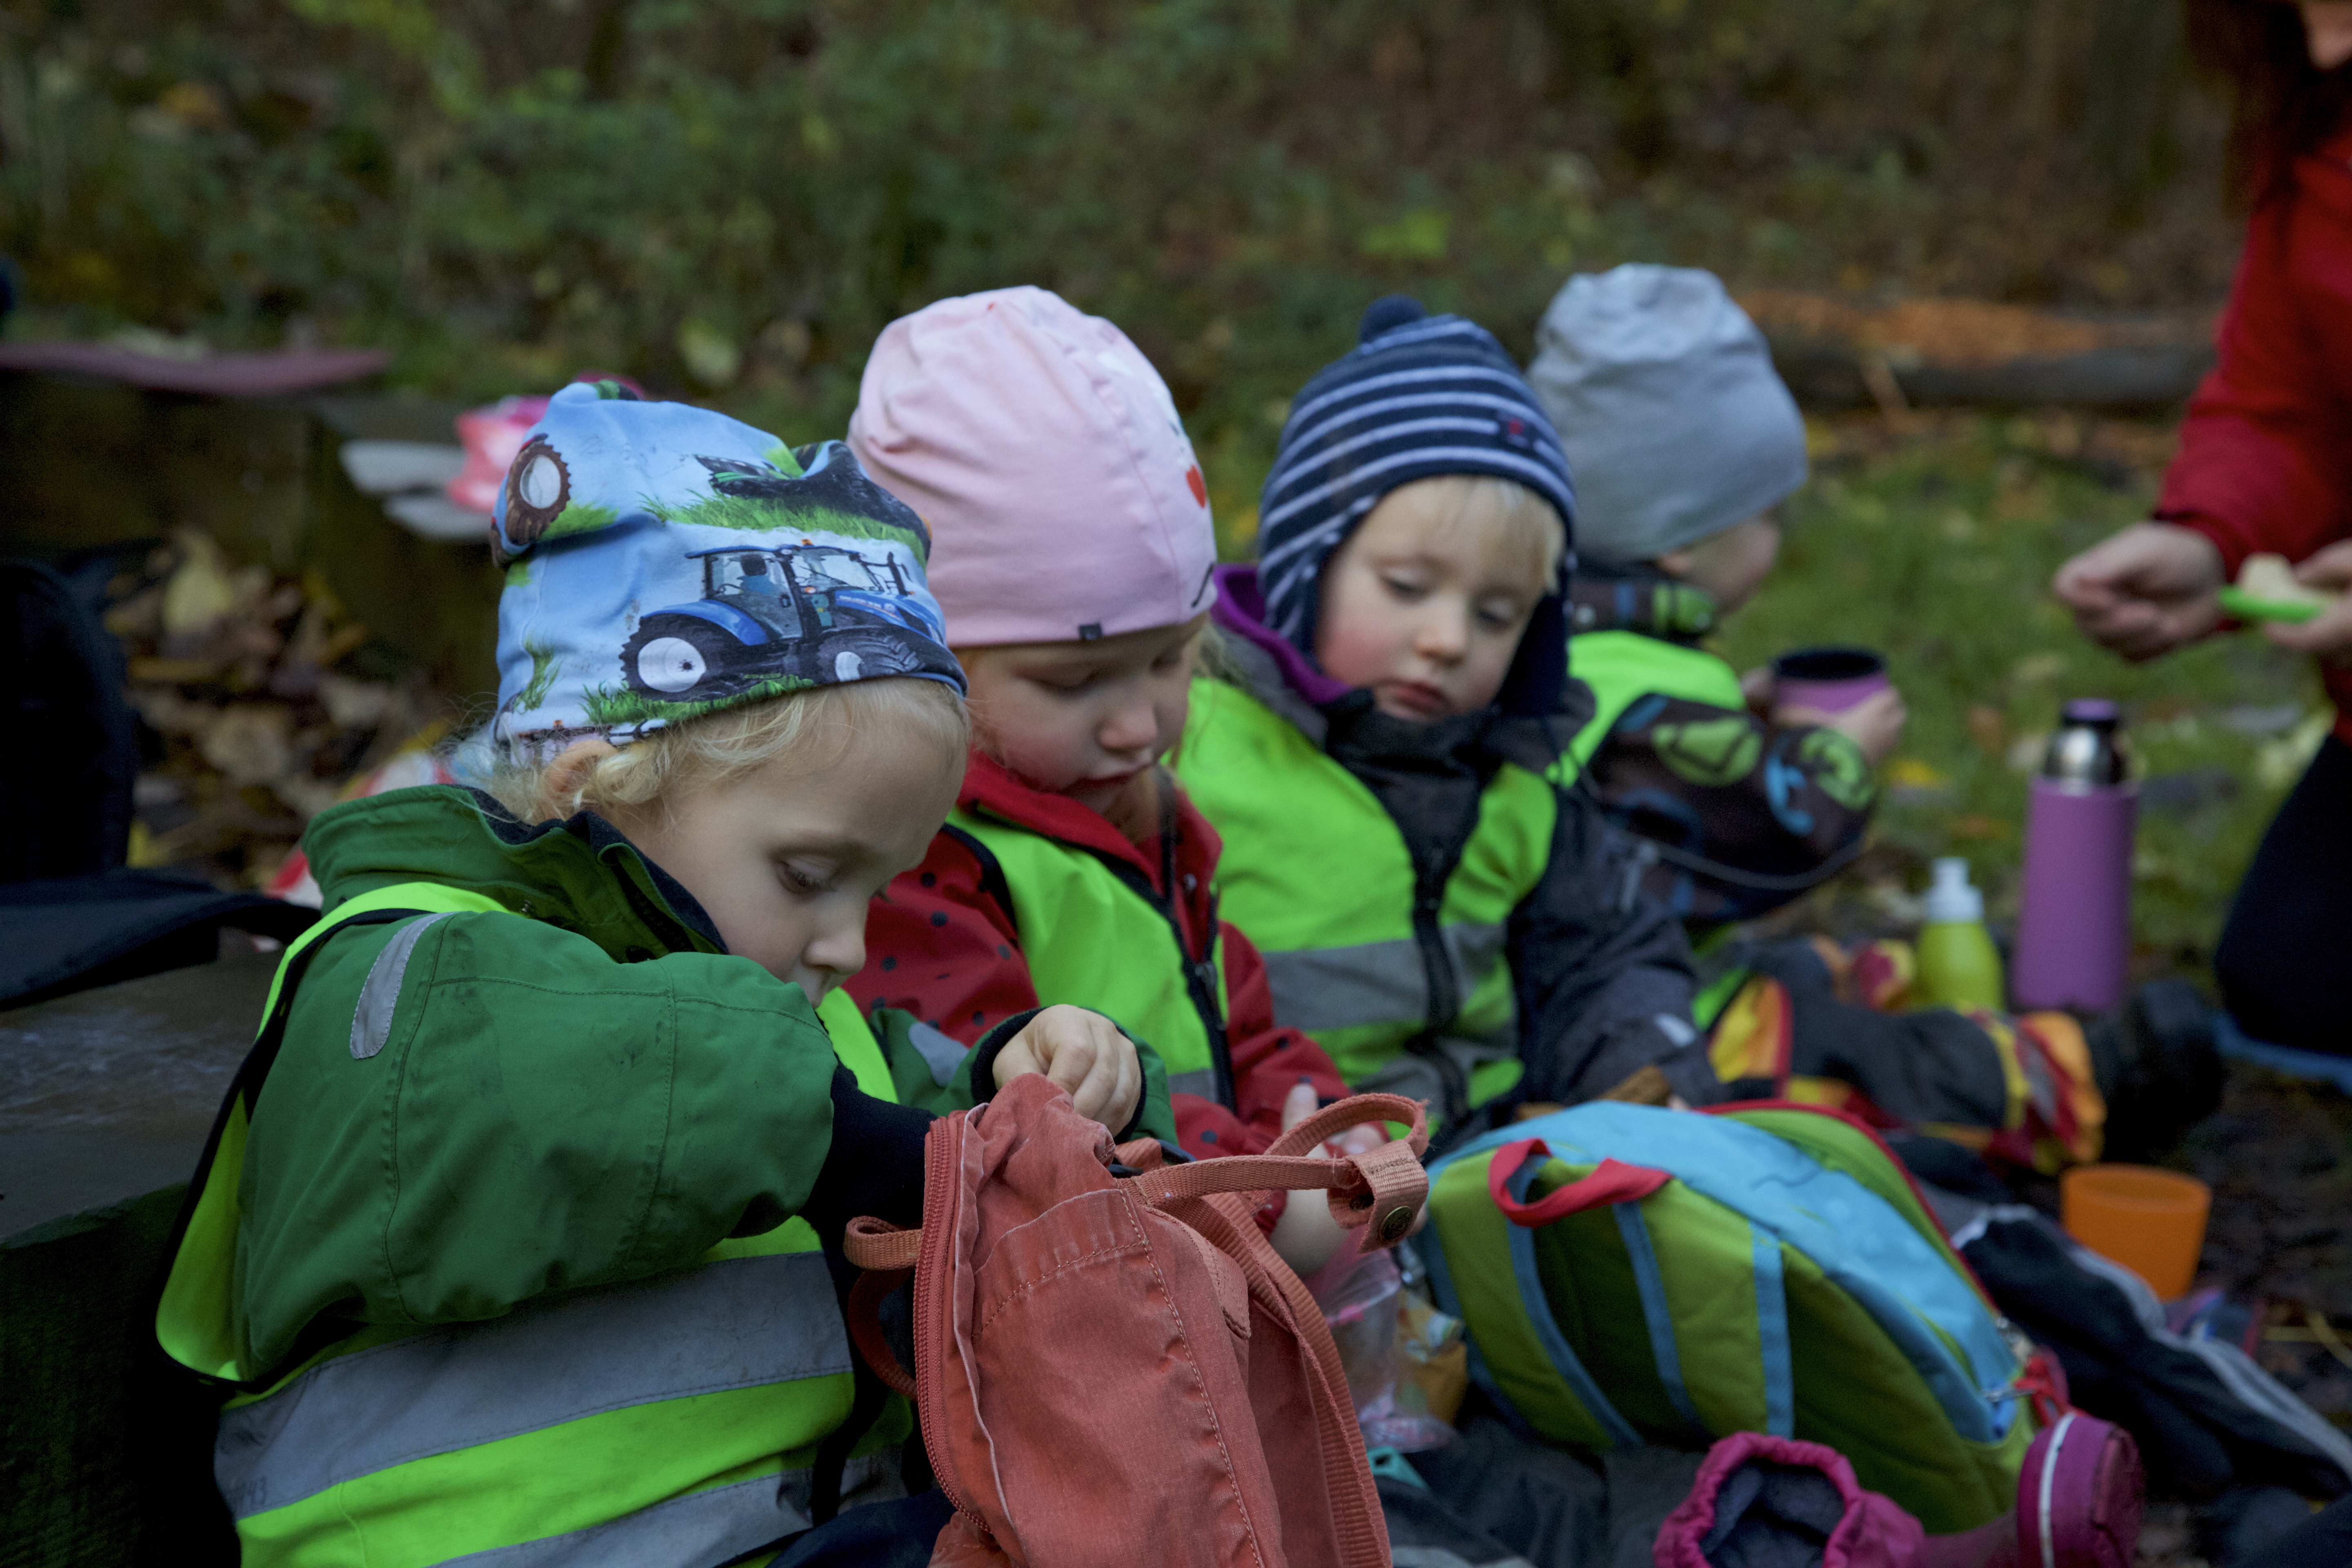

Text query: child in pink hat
(849, 285), (1371, 1274)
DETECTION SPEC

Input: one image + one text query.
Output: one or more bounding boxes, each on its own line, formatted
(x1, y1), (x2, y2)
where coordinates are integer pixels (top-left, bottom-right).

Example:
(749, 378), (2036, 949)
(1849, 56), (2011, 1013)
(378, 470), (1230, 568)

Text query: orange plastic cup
(2060, 1164), (2212, 1300)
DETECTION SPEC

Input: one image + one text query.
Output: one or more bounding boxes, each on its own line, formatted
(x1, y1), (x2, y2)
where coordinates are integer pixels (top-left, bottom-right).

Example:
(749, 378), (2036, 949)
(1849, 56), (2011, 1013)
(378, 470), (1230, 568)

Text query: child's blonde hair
(1405, 474), (1568, 590)
(474, 677), (969, 824)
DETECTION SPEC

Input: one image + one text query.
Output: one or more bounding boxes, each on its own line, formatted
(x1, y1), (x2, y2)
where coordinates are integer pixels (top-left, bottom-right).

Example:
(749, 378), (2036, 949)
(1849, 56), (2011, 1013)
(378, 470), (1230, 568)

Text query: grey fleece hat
(1527, 264), (1807, 566)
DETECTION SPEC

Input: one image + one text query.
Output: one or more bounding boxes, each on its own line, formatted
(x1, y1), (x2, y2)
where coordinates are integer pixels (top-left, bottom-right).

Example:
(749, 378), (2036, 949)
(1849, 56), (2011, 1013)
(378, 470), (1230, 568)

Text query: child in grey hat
(1528, 263), (1906, 929)
(1526, 270), (2216, 1176)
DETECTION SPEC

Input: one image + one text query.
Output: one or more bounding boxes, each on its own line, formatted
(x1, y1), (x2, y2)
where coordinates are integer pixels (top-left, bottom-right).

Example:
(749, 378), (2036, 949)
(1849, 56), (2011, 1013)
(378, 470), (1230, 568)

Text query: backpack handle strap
(840, 1218), (920, 1399)
(1488, 1139), (1671, 1227)
(1122, 1092), (1430, 1252)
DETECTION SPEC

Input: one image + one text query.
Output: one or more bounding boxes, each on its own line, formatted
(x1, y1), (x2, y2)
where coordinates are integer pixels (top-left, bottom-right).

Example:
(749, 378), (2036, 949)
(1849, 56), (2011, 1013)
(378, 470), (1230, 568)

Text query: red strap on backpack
(1485, 1138), (1671, 1226)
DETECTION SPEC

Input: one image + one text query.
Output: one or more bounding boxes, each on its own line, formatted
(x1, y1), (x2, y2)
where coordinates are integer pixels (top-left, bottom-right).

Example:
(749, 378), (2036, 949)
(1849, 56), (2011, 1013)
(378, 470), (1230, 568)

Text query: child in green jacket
(1529, 270), (2215, 1171)
(156, 384), (1167, 1568)
(1529, 264), (1906, 928)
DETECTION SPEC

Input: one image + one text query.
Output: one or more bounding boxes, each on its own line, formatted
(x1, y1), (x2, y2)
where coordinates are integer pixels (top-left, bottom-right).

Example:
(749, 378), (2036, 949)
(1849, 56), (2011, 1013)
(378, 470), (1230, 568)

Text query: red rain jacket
(2157, 120), (2352, 742)
(850, 749), (1350, 1162)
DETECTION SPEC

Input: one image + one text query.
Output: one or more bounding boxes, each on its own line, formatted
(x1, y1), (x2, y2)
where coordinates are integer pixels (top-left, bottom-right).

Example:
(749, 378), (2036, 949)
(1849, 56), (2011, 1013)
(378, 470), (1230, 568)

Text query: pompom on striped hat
(1255, 296), (1578, 717)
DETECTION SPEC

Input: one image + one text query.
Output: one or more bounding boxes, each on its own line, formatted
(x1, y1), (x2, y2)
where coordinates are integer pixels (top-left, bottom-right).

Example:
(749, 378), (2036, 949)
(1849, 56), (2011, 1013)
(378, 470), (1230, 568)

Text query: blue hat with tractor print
(489, 382), (964, 756)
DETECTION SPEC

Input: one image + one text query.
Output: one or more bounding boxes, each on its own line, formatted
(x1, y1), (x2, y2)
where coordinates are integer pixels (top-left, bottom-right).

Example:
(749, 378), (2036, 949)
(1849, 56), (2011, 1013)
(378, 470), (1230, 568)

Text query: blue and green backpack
(1422, 1100), (2038, 1535)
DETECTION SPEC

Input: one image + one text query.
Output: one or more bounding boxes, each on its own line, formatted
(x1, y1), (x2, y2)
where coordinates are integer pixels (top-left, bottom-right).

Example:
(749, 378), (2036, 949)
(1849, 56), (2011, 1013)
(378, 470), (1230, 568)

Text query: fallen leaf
(200, 705), (295, 787)
(1885, 757), (1948, 788)
(1967, 704), (2007, 755)
(160, 531), (243, 639)
(2008, 651), (2065, 686)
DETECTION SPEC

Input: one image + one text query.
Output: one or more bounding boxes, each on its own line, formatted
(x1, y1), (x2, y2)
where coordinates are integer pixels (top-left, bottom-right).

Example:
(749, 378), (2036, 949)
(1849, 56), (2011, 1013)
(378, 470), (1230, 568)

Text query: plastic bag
(1309, 1249), (1459, 1452)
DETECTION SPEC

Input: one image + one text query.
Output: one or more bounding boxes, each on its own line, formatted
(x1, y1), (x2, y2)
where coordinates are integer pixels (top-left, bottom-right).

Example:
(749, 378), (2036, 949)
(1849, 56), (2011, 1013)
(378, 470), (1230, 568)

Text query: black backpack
(0, 557), (312, 1007)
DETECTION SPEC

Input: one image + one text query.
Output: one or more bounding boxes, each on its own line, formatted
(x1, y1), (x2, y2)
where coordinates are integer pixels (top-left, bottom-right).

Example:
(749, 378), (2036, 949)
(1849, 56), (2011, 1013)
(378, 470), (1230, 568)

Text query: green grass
(1708, 412), (2327, 971)
(644, 493), (927, 555)
(578, 674), (816, 732)
(513, 639), (561, 713)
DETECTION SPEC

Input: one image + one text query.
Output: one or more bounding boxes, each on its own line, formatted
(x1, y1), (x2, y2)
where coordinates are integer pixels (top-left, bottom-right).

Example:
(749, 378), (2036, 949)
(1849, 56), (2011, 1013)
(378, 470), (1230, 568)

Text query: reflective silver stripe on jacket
(216, 1250), (846, 1520)
(439, 1452), (904, 1568)
(1257, 922), (1506, 1033)
(1167, 1069), (1218, 1101)
(350, 912), (458, 1059)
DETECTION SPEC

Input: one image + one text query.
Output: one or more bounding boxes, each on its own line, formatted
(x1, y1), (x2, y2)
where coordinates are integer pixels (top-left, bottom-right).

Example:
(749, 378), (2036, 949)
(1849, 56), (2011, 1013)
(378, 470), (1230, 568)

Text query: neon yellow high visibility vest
(155, 882), (900, 1568)
(947, 805), (1230, 1104)
(1173, 679), (1557, 1114)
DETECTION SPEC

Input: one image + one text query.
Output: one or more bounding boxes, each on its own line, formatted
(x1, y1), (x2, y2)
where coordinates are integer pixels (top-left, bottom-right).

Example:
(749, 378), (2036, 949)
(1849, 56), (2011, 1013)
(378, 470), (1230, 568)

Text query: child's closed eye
(1474, 598), (1526, 631)
(1379, 574), (1430, 601)
(775, 860), (835, 895)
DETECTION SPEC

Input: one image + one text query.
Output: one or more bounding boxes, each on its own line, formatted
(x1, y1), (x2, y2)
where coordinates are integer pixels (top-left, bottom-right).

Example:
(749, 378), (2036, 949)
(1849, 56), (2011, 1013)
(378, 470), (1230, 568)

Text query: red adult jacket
(849, 750), (1350, 1160)
(2157, 120), (2352, 742)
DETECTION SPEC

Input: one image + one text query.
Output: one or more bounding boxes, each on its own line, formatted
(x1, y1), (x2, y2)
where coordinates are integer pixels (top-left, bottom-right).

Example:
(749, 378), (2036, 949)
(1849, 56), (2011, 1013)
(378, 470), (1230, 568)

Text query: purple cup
(1771, 646), (1890, 714)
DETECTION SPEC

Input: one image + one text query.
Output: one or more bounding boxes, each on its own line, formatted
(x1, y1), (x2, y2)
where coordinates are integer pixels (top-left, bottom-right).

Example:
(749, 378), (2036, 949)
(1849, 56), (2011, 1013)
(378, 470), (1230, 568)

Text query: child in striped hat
(1172, 297), (1717, 1126)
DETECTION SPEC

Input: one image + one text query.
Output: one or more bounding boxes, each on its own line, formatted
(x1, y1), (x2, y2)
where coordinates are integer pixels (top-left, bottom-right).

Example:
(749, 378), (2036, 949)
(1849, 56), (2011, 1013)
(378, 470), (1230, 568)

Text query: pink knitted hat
(849, 286), (1218, 648)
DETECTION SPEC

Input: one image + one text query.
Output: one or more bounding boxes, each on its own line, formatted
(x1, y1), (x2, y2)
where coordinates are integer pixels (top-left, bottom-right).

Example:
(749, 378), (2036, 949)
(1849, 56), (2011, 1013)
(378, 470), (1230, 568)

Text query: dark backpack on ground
(0, 557), (312, 1007)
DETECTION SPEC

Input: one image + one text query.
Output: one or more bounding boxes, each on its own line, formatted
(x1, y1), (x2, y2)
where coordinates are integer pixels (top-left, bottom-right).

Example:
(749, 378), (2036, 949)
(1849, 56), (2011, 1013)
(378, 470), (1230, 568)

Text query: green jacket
(1555, 630), (1876, 925)
(156, 785), (1170, 1567)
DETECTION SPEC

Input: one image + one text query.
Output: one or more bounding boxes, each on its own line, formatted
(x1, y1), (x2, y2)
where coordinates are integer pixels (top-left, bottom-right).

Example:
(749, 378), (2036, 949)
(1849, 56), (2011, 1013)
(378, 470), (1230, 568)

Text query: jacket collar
(1209, 563), (1584, 778)
(301, 784), (726, 960)
(958, 749), (1221, 899)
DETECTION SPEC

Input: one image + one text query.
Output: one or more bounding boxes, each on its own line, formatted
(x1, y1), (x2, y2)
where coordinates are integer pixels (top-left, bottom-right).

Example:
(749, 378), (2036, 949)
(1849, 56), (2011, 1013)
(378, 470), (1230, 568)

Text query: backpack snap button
(1377, 1206), (1414, 1244)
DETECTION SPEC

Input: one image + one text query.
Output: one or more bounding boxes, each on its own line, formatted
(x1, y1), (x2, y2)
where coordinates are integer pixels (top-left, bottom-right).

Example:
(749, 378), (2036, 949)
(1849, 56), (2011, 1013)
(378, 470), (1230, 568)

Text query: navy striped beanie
(1256, 296), (1578, 717)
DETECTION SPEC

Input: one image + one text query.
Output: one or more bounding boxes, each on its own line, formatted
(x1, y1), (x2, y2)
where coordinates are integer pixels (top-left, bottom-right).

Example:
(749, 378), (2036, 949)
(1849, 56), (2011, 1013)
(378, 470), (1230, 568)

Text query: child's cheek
(1315, 602), (1395, 689)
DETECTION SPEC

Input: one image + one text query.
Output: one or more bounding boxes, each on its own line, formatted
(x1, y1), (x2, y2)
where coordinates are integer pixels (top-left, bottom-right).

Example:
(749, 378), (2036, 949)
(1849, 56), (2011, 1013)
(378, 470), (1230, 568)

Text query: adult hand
(1777, 684), (1908, 765)
(992, 1004), (1142, 1132)
(2263, 539), (2352, 665)
(2051, 523), (2225, 662)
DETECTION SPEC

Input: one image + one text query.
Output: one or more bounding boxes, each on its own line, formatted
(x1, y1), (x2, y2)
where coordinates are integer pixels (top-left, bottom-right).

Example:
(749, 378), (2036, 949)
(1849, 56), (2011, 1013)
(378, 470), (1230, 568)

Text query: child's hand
(1779, 684), (1907, 766)
(992, 1005), (1142, 1133)
(1266, 1082), (1421, 1277)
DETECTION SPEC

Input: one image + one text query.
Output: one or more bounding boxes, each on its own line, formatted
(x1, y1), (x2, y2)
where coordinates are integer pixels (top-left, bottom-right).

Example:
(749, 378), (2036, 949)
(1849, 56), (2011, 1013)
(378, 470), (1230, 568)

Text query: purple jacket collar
(1210, 564), (1354, 706)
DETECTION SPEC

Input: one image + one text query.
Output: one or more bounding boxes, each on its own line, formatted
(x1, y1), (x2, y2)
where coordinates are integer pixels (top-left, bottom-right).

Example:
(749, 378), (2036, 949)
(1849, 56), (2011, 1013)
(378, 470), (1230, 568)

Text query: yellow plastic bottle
(1915, 857), (2005, 1012)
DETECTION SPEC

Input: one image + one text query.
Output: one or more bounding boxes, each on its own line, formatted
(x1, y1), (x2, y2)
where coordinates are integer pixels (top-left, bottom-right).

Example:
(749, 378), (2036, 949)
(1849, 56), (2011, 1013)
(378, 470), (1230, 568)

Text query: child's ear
(537, 738), (617, 821)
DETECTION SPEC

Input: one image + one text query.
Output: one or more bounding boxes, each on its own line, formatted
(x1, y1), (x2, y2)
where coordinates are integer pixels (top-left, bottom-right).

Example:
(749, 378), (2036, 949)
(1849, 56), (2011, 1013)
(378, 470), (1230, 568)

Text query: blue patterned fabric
(488, 383), (964, 755)
(1255, 297), (1578, 717)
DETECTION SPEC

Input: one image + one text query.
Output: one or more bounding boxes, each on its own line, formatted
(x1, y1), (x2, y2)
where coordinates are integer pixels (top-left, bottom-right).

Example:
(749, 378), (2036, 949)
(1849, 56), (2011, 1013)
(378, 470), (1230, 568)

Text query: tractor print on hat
(621, 537), (949, 705)
(489, 383), (964, 754)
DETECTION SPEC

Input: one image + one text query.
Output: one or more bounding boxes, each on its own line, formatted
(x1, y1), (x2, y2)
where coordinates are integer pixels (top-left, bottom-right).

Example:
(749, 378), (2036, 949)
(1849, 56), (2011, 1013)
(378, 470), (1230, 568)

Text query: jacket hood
(301, 784), (724, 961)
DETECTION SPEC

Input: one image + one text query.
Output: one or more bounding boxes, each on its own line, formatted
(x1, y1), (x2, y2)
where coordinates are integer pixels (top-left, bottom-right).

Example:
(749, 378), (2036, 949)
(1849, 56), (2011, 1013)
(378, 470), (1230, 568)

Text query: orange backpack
(844, 1074), (1430, 1568)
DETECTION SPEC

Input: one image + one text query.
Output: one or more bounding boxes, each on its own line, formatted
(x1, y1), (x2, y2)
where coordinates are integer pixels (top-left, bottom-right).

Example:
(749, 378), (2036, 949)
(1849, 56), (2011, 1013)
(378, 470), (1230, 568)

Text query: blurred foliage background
(6, 0), (2315, 965)
(1, 0), (2242, 524)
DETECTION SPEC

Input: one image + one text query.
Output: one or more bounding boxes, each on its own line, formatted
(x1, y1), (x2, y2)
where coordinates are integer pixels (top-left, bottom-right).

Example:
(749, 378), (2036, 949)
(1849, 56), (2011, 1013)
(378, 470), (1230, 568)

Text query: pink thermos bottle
(2012, 699), (2136, 1012)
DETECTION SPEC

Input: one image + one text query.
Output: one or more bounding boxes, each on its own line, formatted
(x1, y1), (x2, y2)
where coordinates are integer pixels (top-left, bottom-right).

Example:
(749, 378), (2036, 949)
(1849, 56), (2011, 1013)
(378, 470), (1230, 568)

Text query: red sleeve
(2157, 194), (2352, 576)
(847, 831), (1042, 1045)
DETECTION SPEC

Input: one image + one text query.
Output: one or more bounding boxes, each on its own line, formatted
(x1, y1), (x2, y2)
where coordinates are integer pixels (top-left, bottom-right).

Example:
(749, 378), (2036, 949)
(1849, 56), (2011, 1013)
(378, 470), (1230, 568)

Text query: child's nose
(802, 907), (867, 985)
(1098, 694), (1161, 756)
(1414, 606), (1468, 662)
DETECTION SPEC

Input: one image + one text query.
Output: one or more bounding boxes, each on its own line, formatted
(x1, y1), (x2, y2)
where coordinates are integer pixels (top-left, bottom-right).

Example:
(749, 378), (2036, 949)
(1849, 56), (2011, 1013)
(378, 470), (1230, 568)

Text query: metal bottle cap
(2041, 698), (2130, 787)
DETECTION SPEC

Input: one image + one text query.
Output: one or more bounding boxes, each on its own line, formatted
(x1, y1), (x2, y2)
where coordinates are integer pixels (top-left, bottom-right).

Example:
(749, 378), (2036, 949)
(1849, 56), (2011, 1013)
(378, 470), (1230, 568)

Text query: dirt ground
(2134, 1064), (2352, 1567)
